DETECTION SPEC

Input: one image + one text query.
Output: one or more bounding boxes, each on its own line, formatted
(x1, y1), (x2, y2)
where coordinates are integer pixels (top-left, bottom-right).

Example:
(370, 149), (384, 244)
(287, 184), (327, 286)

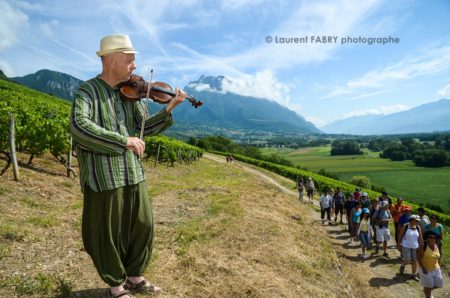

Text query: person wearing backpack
(398, 215), (423, 280)
(417, 231), (443, 298)
(372, 201), (392, 256)
(332, 187), (345, 224)
(306, 177), (315, 204)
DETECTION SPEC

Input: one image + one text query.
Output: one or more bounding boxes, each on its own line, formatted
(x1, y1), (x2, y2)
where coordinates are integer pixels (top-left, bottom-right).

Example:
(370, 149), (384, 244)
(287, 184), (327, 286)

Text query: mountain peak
(11, 69), (83, 101)
(188, 75), (227, 92)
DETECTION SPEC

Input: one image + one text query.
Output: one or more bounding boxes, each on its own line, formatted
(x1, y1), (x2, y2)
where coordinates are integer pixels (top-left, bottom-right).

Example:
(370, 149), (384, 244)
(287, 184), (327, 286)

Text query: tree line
(376, 137), (450, 167)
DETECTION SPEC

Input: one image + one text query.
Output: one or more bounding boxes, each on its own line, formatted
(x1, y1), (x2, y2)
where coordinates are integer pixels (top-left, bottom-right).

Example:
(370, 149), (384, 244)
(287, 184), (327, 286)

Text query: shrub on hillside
(349, 175), (371, 189)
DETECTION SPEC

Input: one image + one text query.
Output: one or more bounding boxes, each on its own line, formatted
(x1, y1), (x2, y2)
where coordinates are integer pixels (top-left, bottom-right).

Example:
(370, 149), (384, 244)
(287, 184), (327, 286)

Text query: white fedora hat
(96, 34), (138, 57)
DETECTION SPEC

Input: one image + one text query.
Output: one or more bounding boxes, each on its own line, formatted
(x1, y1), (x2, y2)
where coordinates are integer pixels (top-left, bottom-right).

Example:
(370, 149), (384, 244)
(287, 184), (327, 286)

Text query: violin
(119, 74), (203, 108)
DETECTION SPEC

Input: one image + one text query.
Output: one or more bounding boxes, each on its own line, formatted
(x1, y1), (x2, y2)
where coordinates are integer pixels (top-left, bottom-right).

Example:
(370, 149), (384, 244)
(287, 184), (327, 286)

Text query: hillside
(0, 153), (359, 297)
(3, 152), (449, 297)
(10, 69), (83, 101)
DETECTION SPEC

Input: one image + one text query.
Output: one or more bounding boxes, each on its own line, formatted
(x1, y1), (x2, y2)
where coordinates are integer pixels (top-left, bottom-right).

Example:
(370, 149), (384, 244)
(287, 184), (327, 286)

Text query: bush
(349, 175), (371, 189)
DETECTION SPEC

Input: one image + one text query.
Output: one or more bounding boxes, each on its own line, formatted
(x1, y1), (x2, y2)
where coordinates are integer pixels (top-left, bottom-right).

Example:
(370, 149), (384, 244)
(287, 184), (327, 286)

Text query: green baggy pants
(82, 181), (153, 286)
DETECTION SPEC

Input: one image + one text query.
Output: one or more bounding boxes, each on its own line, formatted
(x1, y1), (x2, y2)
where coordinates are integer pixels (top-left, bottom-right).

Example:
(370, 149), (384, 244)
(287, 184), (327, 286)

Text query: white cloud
(0, 1), (29, 51)
(190, 82), (216, 92)
(187, 69), (305, 114)
(325, 43), (450, 99)
(221, 0), (265, 10)
(437, 84), (450, 99)
(342, 104), (410, 118)
(311, 104), (410, 128)
(221, 69), (289, 103)
(306, 116), (329, 128)
(0, 60), (15, 77)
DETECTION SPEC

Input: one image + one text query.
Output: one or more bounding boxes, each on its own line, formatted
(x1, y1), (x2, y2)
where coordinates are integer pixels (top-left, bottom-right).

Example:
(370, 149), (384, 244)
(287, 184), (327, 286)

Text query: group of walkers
(296, 178), (445, 298)
(296, 177), (316, 204)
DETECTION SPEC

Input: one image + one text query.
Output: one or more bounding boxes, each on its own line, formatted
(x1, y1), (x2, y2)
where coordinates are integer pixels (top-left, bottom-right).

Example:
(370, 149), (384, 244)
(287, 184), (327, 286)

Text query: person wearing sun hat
(70, 34), (188, 298)
(398, 214), (423, 280)
(96, 34), (139, 57)
(372, 200), (392, 256)
(417, 230), (443, 298)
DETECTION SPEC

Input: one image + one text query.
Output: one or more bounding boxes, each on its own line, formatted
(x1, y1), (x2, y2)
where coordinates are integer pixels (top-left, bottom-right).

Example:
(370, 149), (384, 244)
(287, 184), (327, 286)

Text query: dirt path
(205, 153), (450, 298)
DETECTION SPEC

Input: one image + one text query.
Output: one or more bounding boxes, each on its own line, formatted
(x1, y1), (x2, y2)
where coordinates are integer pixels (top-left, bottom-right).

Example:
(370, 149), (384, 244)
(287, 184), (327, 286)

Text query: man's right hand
(126, 137), (145, 156)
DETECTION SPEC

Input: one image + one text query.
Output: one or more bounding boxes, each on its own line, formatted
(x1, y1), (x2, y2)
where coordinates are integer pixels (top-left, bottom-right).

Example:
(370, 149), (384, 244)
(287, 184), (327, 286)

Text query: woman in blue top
(350, 201), (362, 243)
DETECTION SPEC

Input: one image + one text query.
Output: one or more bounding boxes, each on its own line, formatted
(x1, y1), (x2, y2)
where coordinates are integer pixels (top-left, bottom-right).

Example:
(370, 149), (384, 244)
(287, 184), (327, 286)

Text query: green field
(262, 146), (450, 210)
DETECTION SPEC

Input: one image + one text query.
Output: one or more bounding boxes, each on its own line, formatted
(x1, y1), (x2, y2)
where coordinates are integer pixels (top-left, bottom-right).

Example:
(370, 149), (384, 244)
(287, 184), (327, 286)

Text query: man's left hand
(166, 88), (187, 113)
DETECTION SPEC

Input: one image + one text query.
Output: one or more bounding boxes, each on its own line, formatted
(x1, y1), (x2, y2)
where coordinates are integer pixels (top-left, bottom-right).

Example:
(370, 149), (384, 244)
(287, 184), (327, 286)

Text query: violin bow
(139, 69), (153, 141)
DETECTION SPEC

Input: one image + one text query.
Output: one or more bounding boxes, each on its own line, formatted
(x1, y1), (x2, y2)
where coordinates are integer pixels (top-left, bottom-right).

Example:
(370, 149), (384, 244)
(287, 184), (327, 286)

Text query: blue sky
(1, 0), (450, 127)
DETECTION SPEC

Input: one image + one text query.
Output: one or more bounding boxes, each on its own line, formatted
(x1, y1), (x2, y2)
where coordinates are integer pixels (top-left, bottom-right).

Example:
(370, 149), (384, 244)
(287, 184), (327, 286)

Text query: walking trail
(204, 153), (450, 298)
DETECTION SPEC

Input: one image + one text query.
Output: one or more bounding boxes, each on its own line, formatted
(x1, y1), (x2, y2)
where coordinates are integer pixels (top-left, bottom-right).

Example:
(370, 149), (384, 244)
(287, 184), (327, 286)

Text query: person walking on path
(296, 177), (305, 203)
(70, 34), (187, 298)
(378, 191), (392, 208)
(360, 192), (371, 209)
(418, 231), (443, 298)
(372, 201), (392, 256)
(353, 187), (361, 201)
(358, 208), (372, 259)
(344, 194), (356, 234)
(418, 207), (430, 234)
(425, 215), (444, 258)
(370, 199), (380, 245)
(398, 215), (423, 281)
(320, 190), (333, 225)
(306, 177), (315, 204)
(391, 197), (405, 245)
(398, 205), (412, 257)
(332, 187), (345, 224)
(350, 201), (362, 243)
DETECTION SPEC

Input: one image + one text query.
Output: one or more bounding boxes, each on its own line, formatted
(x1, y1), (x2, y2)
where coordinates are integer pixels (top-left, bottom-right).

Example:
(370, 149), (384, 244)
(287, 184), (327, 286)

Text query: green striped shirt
(70, 76), (173, 192)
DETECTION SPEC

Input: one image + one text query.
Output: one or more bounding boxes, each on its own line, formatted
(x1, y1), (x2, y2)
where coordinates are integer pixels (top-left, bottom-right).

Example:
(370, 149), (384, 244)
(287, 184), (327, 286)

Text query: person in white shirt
(320, 190), (333, 225)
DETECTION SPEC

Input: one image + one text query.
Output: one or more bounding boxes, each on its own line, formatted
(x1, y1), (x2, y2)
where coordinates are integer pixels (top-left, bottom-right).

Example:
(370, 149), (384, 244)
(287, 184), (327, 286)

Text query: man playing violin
(70, 34), (187, 298)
